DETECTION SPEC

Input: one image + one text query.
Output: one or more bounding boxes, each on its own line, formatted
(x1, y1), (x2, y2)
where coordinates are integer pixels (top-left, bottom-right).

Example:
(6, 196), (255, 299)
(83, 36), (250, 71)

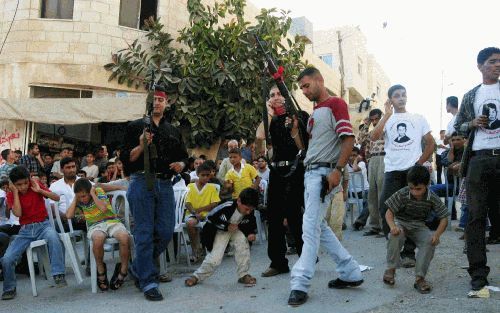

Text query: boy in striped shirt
(383, 165), (449, 294)
(67, 179), (130, 291)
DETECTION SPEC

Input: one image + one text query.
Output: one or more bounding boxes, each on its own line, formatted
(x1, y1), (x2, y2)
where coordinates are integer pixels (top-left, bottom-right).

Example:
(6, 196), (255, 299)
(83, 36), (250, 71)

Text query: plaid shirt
(19, 154), (42, 174)
(357, 124), (385, 160)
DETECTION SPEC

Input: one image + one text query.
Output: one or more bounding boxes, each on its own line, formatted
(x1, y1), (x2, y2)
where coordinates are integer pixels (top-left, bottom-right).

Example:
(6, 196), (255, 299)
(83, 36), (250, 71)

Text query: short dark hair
(105, 161), (115, 169)
(477, 47), (500, 65)
(451, 131), (463, 138)
(77, 170), (87, 177)
(396, 123), (407, 129)
(407, 165), (430, 186)
(203, 160), (217, 171)
(74, 178), (92, 194)
(352, 146), (360, 154)
(27, 142), (38, 151)
(1, 149), (10, 160)
(439, 130), (446, 134)
(14, 150), (22, 155)
(369, 108), (382, 118)
(297, 67), (322, 81)
(228, 148), (241, 155)
(9, 165), (30, 183)
(60, 157), (75, 169)
(238, 187), (259, 208)
(446, 96), (458, 109)
(196, 162), (212, 174)
(388, 84), (406, 98)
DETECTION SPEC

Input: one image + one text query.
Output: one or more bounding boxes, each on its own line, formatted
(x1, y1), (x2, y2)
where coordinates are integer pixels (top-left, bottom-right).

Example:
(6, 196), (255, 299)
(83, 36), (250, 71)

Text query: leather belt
(305, 162), (335, 171)
(370, 152), (386, 157)
(271, 160), (302, 167)
(472, 149), (500, 156)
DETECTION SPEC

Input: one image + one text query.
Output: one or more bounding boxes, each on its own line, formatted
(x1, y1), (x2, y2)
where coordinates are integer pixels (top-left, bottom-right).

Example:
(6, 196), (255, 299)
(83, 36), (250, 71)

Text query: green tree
(104, 0), (306, 148)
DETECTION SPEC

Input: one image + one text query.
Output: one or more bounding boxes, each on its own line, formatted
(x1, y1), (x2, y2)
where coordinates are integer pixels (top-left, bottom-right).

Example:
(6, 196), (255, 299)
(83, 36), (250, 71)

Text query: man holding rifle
(288, 67), (363, 306)
(122, 87), (188, 301)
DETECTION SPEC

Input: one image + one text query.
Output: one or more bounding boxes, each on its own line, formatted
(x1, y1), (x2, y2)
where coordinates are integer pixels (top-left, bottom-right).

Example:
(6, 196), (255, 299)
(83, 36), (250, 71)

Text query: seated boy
(66, 179), (130, 291)
(185, 162), (220, 263)
(185, 188), (259, 287)
(2, 166), (66, 300)
(383, 165), (449, 294)
(224, 148), (260, 200)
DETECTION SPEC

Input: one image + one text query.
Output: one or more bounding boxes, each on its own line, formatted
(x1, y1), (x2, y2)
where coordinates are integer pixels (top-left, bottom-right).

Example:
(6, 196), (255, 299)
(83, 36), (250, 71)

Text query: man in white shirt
(50, 148), (71, 179)
(455, 47), (500, 292)
(444, 96), (459, 145)
(256, 156), (270, 182)
(216, 140), (240, 181)
(371, 84), (435, 266)
(348, 147), (370, 231)
(435, 130), (448, 184)
(81, 151), (99, 181)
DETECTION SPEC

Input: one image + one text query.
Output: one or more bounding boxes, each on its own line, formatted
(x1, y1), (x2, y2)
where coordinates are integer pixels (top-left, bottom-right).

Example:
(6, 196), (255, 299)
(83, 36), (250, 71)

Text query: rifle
(143, 70), (159, 191)
(254, 34), (303, 127)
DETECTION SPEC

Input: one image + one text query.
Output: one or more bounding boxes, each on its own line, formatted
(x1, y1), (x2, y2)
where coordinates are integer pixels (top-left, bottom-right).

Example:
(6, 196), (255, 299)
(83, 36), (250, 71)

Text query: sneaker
(401, 257), (416, 268)
(288, 290), (308, 306)
(1, 289), (16, 300)
(158, 272), (172, 283)
(144, 287), (164, 301)
(328, 278), (364, 289)
(54, 274), (67, 287)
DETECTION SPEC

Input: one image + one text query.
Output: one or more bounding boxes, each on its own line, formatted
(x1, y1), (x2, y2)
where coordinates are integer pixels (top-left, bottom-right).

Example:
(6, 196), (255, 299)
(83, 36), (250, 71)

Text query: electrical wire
(0, 0), (20, 55)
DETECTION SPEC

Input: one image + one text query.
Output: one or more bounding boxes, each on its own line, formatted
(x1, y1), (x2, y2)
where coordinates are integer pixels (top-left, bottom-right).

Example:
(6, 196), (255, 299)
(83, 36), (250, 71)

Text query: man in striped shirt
(288, 67), (363, 306)
(383, 165), (448, 294)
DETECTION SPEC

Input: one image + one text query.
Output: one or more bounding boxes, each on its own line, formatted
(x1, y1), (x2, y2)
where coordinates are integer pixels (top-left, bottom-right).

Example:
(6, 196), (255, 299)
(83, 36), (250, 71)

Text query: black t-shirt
(269, 111), (309, 161)
(122, 117), (189, 177)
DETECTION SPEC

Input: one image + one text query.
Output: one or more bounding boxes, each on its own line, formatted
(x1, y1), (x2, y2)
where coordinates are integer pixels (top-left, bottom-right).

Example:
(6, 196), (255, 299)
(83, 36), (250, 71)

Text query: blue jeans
(127, 174), (175, 292)
(459, 205), (469, 229)
(290, 167), (362, 293)
(0, 220), (65, 292)
(352, 190), (369, 225)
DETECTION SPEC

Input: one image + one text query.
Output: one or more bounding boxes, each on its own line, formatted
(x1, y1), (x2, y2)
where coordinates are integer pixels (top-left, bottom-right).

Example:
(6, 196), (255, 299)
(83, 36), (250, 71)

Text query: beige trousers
(325, 192), (346, 241)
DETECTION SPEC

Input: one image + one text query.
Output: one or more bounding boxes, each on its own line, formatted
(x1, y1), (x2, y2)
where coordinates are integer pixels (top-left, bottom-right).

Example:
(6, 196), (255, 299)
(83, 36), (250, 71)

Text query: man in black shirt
(122, 89), (188, 301)
(256, 86), (309, 277)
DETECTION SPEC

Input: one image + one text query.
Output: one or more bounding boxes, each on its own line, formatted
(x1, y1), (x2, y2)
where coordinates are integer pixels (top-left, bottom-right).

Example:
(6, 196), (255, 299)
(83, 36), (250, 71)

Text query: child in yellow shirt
(224, 148), (260, 199)
(185, 163), (221, 262)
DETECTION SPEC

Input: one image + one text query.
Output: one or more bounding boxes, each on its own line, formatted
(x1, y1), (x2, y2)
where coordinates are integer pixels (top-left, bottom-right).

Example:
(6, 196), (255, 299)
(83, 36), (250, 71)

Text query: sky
(249, 0), (500, 135)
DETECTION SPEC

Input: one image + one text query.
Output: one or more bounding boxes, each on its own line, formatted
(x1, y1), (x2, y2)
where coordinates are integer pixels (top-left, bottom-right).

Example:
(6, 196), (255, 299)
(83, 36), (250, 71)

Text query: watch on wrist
(335, 166), (345, 174)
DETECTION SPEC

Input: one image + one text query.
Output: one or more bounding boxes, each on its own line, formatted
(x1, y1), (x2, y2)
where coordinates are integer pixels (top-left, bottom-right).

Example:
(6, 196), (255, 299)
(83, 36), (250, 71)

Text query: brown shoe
(159, 273), (172, 283)
(238, 274), (257, 287)
(261, 267), (289, 277)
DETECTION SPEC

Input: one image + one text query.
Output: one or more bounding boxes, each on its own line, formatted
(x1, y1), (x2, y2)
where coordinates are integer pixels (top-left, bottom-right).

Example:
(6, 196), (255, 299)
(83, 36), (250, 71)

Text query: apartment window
(41, 0), (74, 19)
(319, 54), (334, 68)
(357, 57), (363, 76)
(119, 0), (158, 29)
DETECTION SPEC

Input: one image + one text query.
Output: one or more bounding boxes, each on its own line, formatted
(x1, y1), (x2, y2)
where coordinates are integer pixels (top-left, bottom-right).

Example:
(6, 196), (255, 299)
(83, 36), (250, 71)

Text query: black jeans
(379, 170), (416, 259)
(466, 154), (500, 281)
(266, 165), (305, 271)
(436, 154), (443, 184)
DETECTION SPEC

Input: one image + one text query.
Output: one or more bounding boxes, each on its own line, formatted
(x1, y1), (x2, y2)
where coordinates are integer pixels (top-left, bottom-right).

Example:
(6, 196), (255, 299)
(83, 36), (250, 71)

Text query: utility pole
(337, 30), (346, 101)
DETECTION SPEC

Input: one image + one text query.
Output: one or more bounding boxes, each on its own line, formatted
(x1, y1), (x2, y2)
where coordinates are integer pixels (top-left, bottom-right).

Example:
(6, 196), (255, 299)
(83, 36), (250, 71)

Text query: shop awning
(0, 97), (147, 125)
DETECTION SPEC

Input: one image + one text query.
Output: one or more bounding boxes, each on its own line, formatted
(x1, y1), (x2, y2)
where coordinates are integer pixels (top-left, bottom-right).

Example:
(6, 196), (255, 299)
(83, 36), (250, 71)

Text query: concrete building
(313, 26), (391, 128)
(0, 0), (341, 157)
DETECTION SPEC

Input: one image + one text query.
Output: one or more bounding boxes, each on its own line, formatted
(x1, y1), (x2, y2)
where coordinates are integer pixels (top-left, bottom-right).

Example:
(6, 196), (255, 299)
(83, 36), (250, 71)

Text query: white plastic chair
(90, 191), (134, 293)
(346, 172), (365, 226)
(45, 199), (84, 285)
(173, 187), (191, 266)
(254, 180), (268, 244)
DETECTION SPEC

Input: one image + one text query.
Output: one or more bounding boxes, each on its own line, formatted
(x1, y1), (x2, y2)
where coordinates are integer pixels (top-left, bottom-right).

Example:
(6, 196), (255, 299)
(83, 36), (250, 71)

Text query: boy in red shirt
(1, 166), (66, 300)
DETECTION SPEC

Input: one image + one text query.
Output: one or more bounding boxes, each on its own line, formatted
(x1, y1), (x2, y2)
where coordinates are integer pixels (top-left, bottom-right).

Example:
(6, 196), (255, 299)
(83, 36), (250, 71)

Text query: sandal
(414, 278), (432, 294)
(184, 276), (198, 287)
(97, 263), (109, 291)
(383, 269), (396, 285)
(237, 274), (257, 287)
(110, 263), (128, 290)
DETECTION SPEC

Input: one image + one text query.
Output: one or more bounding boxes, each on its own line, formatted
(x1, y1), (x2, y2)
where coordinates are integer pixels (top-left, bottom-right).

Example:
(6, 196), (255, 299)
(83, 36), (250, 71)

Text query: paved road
(3, 221), (499, 313)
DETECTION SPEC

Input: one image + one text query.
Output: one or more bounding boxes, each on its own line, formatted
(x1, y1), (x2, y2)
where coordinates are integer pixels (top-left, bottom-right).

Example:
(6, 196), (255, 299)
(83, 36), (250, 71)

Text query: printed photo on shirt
(394, 123), (411, 143)
(481, 102), (500, 130)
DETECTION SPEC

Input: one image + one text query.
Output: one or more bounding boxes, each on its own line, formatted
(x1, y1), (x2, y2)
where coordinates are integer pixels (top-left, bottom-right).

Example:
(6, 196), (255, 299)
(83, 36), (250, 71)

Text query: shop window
(119, 0), (157, 30)
(41, 0), (74, 19)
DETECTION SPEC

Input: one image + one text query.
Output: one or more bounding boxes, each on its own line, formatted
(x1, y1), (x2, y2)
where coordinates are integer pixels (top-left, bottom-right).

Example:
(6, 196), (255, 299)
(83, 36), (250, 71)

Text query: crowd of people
(0, 46), (498, 305)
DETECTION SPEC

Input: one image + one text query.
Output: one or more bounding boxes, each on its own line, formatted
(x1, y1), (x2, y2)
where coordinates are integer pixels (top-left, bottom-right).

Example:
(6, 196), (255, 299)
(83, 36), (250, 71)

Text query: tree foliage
(104, 0), (307, 148)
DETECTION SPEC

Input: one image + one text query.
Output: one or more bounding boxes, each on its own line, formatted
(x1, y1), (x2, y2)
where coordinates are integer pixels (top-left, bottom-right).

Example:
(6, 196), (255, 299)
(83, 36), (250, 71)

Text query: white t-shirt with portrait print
(472, 82), (500, 151)
(383, 112), (431, 172)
